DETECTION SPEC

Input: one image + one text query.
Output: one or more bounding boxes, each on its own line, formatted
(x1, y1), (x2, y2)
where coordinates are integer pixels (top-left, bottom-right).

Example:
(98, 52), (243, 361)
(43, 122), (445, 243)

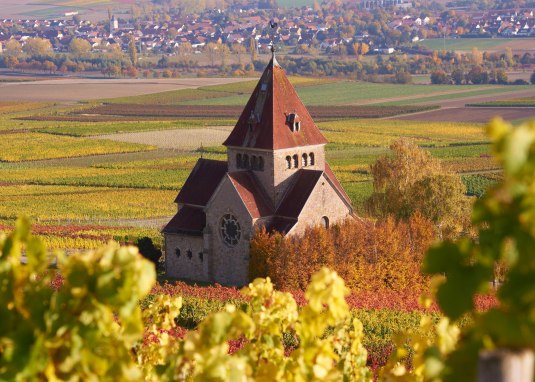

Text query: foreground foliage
(0, 219), (371, 381)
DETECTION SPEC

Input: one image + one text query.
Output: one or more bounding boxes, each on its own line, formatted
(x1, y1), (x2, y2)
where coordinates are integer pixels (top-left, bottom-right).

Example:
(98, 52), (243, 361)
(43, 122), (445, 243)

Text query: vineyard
(3, 68), (535, 381)
(0, 132), (154, 161)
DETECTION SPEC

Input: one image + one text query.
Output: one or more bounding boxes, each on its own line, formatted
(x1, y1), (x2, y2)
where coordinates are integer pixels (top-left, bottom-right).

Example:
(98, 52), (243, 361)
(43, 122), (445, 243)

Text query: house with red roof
(163, 53), (353, 286)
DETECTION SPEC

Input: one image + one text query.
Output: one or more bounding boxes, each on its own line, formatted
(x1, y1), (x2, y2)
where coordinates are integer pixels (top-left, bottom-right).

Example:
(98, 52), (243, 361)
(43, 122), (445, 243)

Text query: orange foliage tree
(250, 213), (435, 292)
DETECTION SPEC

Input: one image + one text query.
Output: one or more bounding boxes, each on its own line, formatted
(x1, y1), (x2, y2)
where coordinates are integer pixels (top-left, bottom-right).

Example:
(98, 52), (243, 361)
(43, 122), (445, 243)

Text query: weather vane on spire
(269, 20), (278, 56)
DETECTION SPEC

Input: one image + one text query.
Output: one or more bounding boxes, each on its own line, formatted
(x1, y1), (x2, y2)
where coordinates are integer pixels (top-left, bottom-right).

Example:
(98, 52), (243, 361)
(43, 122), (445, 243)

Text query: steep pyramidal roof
(223, 58), (328, 150)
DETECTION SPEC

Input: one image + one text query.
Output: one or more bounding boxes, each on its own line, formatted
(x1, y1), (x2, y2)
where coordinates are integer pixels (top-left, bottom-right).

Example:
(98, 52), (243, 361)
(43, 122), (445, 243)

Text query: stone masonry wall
(289, 174), (352, 236)
(205, 176), (253, 286)
(227, 144), (326, 208)
(165, 234), (207, 282)
(272, 144), (326, 207)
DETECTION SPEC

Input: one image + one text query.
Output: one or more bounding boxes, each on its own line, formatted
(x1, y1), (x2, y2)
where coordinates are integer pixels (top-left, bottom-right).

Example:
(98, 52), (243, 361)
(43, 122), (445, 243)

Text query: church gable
(288, 172), (353, 235)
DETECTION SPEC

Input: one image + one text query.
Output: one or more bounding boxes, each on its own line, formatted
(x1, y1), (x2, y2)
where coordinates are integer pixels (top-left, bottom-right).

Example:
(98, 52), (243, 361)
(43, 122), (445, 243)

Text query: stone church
(163, 56), (353, 286)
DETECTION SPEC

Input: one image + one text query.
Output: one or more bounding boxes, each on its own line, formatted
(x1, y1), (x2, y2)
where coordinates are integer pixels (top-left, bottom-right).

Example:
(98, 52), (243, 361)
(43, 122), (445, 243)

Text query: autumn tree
(248, 37), (257, 63)
(5, 55), (19, 70)
(177, 41), (192, 56)
(22, 37), (52, 56)
(205, 42), (218, 67)
(4, 39), (22, 57)
(365, 138), (471, 238)
(68, 38), (91, 55)
(231, 43), (246, 66)
(218, 43), (230, 67)
(128, 35), (137, 66)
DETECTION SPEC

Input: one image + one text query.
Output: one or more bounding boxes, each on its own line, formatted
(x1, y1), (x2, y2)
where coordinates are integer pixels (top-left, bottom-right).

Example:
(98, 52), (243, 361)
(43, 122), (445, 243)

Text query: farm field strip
(377, 86), (532, 106)
(467, 96), (535, 107)
(318, 119), (487, 146)
(396, 106), (535, 122)
(417, 38), (520, 52)
(0, 77), (252, 102)
(0, 184), (176, 222)
(0, 133), (155, 162)
(181, 82), (505, 106)
(34, 120), (235, 137)
(91, 127), (233, 150)
(103, 76), (333, 105)
(62, 104), (438, 120)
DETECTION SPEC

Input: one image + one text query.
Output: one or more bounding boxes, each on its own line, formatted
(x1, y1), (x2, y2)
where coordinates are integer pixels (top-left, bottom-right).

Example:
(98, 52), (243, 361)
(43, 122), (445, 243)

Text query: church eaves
(223, 58), (328, 150)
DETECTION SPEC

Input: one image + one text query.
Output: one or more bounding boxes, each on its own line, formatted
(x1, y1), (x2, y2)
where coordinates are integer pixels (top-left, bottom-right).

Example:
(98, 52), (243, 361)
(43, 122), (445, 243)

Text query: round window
(220, 214), (241, 246)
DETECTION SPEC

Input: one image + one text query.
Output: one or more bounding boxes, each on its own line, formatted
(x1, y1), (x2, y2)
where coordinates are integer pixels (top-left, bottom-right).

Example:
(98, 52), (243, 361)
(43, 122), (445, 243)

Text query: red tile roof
(324, 163), (352, 208)
(223, 57), (328, 150)
(228, 171), (274, 218)
(276, 170), (323, 218)
(174, 159), (227, 206)
(162, 205), (205, 235)
(264, 216), (297, 234)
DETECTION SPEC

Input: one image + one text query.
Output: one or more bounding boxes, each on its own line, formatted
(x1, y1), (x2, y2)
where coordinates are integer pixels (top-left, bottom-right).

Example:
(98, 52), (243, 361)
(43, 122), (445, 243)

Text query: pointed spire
(223, 58), (327, 150)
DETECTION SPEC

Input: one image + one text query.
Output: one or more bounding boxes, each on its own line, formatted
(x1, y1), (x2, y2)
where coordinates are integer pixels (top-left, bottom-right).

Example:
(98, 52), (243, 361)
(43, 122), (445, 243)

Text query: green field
(180, 82), (470, 106)
(417, 38), (518, 52)
(466, 96), (535, 107)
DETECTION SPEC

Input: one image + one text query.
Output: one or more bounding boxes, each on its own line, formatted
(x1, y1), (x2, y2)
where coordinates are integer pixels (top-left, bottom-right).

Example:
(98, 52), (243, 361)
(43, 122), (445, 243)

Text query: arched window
(302, 153), (308, 167)
(321, 216), (329, 229)
(243, 154), (249, 169)
(236, 153), (242, 169)
(175, 248), (181, 258)
(258, 156), (264, 171)
(286, 156), (291, 169)
(309, 152), (315, 166)
(292, 154), (299, 168)
(251, 155), (258, 170)
(186, 250), (192, 259)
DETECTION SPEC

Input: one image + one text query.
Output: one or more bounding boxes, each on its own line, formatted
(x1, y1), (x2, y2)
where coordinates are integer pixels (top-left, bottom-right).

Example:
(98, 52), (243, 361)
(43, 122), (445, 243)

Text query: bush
(136, 236), (162, 269)
(430, 69), (449, 84)
(250, 214), (434, 292)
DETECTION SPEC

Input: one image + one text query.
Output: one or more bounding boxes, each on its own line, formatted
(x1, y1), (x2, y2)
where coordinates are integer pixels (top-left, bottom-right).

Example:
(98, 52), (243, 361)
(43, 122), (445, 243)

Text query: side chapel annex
(163, 55), (354, 286)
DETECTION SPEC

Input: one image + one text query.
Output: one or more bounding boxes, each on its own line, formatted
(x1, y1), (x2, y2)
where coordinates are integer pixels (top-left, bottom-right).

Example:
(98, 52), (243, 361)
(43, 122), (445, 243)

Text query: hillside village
(0, 4), (534, 57)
